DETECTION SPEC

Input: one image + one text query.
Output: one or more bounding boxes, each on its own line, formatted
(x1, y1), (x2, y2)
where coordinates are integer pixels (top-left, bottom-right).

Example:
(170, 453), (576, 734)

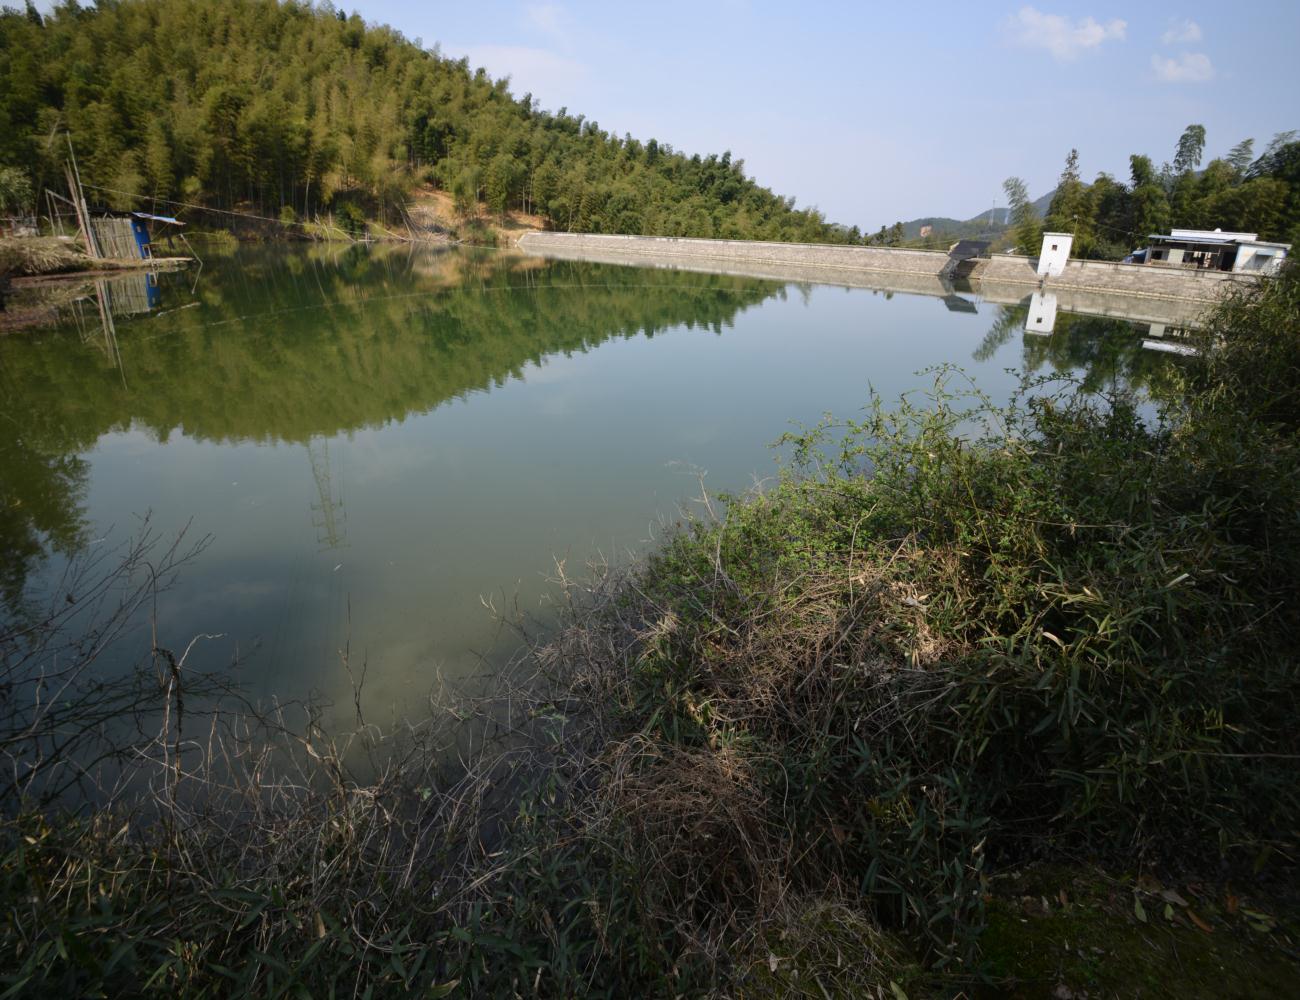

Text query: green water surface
(0, 244), (1176, 729)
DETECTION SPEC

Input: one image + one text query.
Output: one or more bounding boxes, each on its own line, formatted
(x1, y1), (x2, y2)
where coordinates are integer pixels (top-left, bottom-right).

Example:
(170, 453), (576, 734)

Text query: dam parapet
(517, 231), (1262, 307)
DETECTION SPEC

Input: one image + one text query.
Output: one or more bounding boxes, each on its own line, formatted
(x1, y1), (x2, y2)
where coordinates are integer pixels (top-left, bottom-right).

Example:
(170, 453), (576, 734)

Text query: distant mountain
(899, 189), (1055, 241)
(962, 189), (1056, 226)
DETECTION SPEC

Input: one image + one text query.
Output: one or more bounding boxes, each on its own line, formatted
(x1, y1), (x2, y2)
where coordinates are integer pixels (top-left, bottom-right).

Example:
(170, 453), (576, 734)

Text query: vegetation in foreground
(3, 267), (1299, 997)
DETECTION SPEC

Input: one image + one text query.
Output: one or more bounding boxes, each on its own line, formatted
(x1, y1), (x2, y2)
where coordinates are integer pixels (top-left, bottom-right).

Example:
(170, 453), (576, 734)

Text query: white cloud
(1007, 6), (1127, 61)
(1151, 51), (1215, 83)
(459, 44), (587, 105)
(1161, 19), (1202, 45)
(525, 4), (569, 46)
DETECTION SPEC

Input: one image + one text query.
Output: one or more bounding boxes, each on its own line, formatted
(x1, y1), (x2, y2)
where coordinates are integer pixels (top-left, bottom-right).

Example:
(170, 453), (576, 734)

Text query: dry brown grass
(601, 736), (782, 929)
(0, 236), (90, 278)
(735, 895), (925, 999)
(405, 184), (545, 246)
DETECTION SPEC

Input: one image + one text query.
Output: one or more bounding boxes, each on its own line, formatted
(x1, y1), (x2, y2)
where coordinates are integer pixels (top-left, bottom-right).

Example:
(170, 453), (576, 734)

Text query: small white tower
(1037, 232), (1073, 277)
(1024, 290), (1058, 335)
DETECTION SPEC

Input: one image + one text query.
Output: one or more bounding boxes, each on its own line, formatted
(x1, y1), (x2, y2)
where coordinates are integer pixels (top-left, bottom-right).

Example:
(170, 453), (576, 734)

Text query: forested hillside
(0, 0), (852, 242)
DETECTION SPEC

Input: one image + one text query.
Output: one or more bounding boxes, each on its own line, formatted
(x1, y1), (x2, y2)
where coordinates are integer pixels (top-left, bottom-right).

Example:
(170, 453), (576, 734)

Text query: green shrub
(553, 264), (1300, 965)
(458, 218), (499, 246)
(334, 202), (367, 238)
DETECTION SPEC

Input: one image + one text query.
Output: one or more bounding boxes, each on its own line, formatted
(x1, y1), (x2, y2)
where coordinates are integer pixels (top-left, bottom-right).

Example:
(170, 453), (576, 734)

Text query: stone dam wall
(972, 254), (1253, 304)
(976, 280), (1210, 329)
(517, 232), (951, 278)
(516, 233), (954, 298)
(517, 232), (1258, 306)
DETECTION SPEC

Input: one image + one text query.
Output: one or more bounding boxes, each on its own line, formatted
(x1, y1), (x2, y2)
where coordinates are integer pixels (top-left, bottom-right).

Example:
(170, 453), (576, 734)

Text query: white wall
(1233, 244), (1288, 275)
(1037, 233), (1072, 277)
(1024, 290), (1058, 335)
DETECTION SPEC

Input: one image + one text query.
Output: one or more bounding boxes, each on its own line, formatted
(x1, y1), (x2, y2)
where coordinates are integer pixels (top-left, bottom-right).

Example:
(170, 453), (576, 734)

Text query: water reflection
(941, 293), (979, 314)
(0, 245), (1194, 728)
(307, 439), (347, 552)
(1020, 286), (1200, 357)
(2, 247), (779, 450)
(1024, 289), (1058, 335)
(0, 246), (785, 671)
(974, 298), (1189, 396)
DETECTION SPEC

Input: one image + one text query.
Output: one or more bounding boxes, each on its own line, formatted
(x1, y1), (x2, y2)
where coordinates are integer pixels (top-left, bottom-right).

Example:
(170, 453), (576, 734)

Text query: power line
(81, 183), (316, 229)
(79, 182), (478, 246)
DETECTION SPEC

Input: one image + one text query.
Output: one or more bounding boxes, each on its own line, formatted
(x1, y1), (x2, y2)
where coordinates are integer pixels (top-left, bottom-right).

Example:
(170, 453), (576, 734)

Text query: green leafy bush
(334, 202), (367, 239)
(542, 263), (1300, 966)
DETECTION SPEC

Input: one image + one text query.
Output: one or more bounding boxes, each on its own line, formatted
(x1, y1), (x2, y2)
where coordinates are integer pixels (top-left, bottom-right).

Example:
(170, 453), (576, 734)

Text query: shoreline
(1, 235), (194, 284)
(9, 256), (194, 287)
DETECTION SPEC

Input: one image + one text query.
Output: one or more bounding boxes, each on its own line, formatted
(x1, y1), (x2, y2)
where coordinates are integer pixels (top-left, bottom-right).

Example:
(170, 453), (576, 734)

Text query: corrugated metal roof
(1170, 228), (1256, 241)
(947, 239), (990, 260)
(1149, 234), (1236, 245)
(131, 212), (184, 226)
(1150, 234), (1292, 252)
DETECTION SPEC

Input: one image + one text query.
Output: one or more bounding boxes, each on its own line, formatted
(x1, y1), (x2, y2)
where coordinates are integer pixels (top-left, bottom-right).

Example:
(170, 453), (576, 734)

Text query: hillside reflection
(0, 245), (784, 610)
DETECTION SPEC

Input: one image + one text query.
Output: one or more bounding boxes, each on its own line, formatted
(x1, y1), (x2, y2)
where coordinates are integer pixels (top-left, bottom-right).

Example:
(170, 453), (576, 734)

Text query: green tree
(1129, 155), (1170, 239)
(1172, 124), (1207, 176)
(485, 153), (520, 219)
(0, 165), (33, 216)
(1226, 139), (1255, 176)
(1246, 131), (1298, 179)
(1045, 149), (1094, 255)
(142, 121), (173, 200)
(1003, 175), (1042, 255)
(452, 165), (480, 218)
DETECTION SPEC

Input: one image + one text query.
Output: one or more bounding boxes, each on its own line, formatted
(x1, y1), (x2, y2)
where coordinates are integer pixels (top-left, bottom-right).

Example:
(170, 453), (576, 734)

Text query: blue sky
(356, 1), (1299, 228)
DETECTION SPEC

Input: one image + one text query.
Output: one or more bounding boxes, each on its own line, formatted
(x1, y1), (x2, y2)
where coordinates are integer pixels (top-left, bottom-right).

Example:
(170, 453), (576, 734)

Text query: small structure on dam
(1037, 233), (1073, 277)
(1144, 228), (1290, 275)
(942, 239), (991, 280)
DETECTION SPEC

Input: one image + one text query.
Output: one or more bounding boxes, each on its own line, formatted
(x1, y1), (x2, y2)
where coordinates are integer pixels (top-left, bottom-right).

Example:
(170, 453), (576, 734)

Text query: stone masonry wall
(517, 232), (951, 277)
(515, 236), (953, 297)
(517, 232), (1259, 304)
(978, 254), (1256, 303)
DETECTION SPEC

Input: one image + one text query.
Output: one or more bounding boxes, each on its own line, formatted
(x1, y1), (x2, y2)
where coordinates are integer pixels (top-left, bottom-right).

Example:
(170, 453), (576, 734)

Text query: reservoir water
(0, 244), (1184, 730)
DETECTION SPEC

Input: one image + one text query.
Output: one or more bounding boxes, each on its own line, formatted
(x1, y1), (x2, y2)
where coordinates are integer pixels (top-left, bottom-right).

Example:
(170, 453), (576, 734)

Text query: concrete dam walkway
(516, 232), (1258, 319)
